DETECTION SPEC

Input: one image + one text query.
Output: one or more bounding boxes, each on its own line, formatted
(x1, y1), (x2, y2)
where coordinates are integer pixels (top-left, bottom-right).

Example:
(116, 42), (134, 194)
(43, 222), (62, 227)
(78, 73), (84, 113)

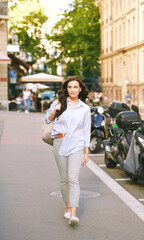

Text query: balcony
(0, 0), (8, 17)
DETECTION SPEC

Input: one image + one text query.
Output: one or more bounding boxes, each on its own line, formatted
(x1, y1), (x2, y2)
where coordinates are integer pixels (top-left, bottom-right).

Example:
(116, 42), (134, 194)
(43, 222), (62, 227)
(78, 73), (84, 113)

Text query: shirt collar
(67, 98), (85, 108)
(78, 99), (85, 107)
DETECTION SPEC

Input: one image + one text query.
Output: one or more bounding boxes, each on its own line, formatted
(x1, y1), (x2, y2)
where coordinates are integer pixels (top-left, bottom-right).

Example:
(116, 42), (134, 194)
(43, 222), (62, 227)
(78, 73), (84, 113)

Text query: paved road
(0, 111), (144, 240)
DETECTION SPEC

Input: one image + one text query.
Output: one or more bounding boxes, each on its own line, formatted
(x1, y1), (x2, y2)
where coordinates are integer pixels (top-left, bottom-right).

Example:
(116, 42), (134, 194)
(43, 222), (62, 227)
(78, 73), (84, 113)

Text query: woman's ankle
(66, 208), (71, 212)
(70, 207), (77, 217)
(65, 202), (70, 212)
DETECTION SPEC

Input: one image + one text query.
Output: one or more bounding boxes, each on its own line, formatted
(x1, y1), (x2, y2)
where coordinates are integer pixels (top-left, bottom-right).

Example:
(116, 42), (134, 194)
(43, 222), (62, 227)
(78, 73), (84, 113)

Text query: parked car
(41, 91), (56, 101)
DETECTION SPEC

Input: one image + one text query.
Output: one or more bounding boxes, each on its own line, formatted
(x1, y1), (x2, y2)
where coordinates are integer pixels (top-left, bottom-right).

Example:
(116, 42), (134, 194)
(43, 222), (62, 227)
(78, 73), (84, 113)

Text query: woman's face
(67, 80), (81, 99)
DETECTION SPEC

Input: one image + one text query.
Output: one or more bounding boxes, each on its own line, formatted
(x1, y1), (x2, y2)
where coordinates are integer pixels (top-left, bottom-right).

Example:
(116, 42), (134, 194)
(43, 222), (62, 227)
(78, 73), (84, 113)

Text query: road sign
(9, 70), (16, 84)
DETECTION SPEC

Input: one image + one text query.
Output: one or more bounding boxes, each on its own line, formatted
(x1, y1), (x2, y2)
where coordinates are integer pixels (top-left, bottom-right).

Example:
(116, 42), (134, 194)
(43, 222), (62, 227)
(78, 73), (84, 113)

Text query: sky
(46, 0), (73, 11)
(39, 0), (74, 30)
(9, 0), (74, 32)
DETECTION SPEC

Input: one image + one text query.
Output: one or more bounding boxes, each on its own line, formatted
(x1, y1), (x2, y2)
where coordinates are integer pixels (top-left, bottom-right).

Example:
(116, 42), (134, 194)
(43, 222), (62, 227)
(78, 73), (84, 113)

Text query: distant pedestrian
(9, 95), (17, 111)
(88, 90), (94, 102)
(22, 88), (31, 113)
(125, 91), (131, 105)
(30, 90), (35, 111)
(44, 76), (91, 226)
(92, 90), (100, 106)
(16, 95), (22, 112)
(98, 91), (103, 104)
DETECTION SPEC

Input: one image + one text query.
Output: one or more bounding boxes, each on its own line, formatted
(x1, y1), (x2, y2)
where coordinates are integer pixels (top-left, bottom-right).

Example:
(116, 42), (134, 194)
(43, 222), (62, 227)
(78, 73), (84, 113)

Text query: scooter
(103, 101), (144, 181)
(101, 101), (130, 168)
(90, 105), (109, 153)
(115, 105), (144, 181)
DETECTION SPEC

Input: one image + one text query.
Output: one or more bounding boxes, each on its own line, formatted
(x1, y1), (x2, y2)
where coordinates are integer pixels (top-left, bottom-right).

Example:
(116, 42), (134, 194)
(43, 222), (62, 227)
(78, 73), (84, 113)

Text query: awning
(0, 50), (11, 64)
(8, 53), (31, 70)
(20, 73), (64, 83)
(22, 83), (50, 92)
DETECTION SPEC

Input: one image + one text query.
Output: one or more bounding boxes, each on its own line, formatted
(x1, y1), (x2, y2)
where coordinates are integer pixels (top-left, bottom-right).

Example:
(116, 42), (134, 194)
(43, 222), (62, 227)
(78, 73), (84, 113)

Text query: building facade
(99, 0), (144, 111)
(0, 0), (11, 110)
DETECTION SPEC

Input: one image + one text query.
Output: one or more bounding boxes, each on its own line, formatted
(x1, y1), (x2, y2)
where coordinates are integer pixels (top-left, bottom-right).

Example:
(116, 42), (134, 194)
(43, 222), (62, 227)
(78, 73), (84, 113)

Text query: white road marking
(99, 164), (106, 167)
(115, 178), (131, 181)
(87, 159), (144, 222)
(99, 164), (121, 167)
(139, 199), (144, 202)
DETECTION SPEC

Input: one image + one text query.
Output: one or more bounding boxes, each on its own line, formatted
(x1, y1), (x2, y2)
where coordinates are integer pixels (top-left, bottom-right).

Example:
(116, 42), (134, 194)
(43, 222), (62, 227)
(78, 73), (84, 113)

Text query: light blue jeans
(53, 138), (84, 208)
(24, 99), (30, 111)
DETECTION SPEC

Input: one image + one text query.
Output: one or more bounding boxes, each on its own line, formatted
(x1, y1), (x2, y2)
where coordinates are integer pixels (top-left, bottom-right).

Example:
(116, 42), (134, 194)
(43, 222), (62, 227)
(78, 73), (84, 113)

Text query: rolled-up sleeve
(44, 99), (58, 123)
(83, 107), (91, 147)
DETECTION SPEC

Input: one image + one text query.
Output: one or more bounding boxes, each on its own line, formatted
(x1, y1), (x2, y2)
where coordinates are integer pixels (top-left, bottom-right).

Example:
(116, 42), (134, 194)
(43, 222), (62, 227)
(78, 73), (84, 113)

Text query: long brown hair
(56, 76), (89, 117)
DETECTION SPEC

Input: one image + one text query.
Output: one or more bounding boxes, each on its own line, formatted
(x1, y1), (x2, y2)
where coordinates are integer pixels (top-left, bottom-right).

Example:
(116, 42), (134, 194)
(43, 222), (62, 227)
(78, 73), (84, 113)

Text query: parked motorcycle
(103, 101), (144, 181)
(115, 105), (144, 181)
(102, 101), (130, 168)
(90, 105), (109, 153)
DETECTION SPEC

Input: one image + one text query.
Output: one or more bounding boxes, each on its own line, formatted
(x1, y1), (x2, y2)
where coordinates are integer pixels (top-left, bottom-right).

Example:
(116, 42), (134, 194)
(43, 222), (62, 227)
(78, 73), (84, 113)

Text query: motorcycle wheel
(104, 153), (117, 168)
(90, 136), (101, 153)
(128, 173), (138, 182)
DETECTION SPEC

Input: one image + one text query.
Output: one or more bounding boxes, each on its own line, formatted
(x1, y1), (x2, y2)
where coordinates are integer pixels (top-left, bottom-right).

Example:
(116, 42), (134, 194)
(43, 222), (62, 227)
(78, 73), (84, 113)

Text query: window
(143, 12), (144, 40)
(105, 60), (108, 82)
(111, 60), (113, 82)
(105, 31), (107, 53)
(143, 89), (144, 104)
(132, 16), (135, 42)
(132, 0), (136, 8)
(123, 22), (125, 46)
(119, 25), (121, 48)
(107, 31), (108, 52)
(116, 90), (118, 101)
(142, 50), (144, 81)
(110, 89), (113, 102)
(127, 54), (131, 82)
(132, 53), (136, 82)
(109, 0), (112, 20)
(128, 0), (131, 9)
(102, 32), (104, 53)
(120, 0), (122, 11)
(115, 27), (117, 49)
(128, 19), (130, 44)
(103, 61), (105, 82)
(133, 89), (136, 103)
(120, 90), (122, 102)
(115, 0), (117, 14)
(110, 29), (112, 51)
(107, 60), (109, 82)
(106, 3), (108, 23)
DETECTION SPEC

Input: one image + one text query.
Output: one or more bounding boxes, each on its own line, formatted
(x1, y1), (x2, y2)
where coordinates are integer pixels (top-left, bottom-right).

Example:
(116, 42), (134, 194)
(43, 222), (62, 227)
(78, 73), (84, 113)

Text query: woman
(44, 76), (91, 226)
(22, 88), (31, 113)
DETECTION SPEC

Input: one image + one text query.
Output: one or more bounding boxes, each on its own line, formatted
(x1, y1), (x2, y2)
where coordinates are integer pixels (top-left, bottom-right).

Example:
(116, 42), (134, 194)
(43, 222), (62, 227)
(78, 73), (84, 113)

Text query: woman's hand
(82, 154), (89, 166)
(48, 103), (61, 121)
(55, 103), (61, 111)
(82, 147), (89, 166)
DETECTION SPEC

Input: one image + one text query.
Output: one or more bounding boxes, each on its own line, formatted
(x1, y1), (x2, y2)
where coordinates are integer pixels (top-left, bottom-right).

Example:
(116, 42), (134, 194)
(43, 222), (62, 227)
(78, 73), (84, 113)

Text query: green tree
(46, 0), (100, 78)
(9, 0), (49, 60)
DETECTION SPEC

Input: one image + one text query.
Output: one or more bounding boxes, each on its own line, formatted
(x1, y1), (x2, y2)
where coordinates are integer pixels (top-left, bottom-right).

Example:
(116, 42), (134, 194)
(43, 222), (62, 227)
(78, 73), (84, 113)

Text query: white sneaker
(69, 216), (79, 226)
(64, 210), (71, 220)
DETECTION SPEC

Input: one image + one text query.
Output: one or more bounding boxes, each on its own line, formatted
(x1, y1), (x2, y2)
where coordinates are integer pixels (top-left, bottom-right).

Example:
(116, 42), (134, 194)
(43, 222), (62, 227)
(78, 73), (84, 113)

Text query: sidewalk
(0, 111), (144, 240)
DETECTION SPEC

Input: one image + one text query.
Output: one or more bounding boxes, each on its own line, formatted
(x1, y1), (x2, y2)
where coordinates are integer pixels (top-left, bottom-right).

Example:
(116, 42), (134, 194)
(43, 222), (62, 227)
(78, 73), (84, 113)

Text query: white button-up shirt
(44, 98), (91, 156)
